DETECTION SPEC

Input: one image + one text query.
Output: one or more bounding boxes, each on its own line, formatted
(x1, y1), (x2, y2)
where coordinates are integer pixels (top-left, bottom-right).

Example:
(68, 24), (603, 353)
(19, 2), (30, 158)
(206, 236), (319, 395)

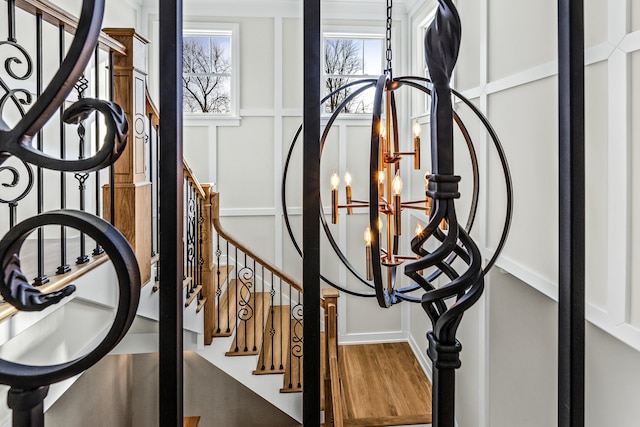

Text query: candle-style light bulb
(378, 170), (385, 199)
(364, 226), (373, 280)
(392, 173), (403, 195)
(377, 217), (383, 230)
(392, 172), (402, 235)
(413, 120), (422, 137)
(345, 171), (353, 215)
(331, 172), (339, 224)
(413, 120), (421, 169)
(364, 226), (373, 246)
(344, 171), (352, 187)
(415, 222), (423, 236)
(380, 121), (387, 168)
(330, 172), (340, 190)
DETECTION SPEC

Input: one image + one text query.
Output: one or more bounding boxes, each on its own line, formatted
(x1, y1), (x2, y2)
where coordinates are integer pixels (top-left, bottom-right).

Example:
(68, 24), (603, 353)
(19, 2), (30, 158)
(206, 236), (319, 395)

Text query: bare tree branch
(182, 37), (231, 113)
(324, 39), (368, 114)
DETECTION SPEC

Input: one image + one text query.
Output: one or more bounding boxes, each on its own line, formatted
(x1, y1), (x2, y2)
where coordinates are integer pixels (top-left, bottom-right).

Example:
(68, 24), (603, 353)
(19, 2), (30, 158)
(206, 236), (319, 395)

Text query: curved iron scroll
(0, 0), (139, 424)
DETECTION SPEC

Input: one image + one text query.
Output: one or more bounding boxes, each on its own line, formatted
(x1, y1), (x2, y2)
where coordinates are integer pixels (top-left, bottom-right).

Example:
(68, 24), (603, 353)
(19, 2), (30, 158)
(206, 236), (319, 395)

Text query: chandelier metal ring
(282, 74), (511, 303)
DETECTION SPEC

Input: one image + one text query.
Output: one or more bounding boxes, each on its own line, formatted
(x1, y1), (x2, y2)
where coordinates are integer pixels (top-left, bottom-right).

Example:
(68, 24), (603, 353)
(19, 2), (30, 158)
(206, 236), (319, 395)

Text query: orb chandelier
(283, 1), (512, 425)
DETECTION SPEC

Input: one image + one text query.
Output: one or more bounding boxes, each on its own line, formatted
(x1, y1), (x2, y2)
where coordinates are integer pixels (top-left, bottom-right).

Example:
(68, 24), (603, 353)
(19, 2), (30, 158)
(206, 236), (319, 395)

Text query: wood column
(323, 288), (341, 427)
(103, 28), (152, 285)
(201, 184), (215, 345)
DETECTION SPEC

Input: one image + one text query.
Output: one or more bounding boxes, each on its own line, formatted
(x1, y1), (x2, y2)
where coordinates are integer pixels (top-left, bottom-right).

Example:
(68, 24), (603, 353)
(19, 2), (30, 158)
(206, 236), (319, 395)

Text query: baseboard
(407, 333), (432, 383)
(338, 330), (408, 345)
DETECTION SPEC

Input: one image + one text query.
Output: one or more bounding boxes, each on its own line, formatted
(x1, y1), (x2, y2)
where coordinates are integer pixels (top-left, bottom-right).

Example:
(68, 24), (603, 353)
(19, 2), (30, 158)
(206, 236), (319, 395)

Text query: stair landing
(339, 342), (432, 426)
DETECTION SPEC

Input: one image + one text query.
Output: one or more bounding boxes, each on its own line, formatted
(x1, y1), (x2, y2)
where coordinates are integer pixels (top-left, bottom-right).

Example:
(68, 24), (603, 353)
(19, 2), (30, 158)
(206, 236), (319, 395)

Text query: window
(323, 33), (383, 114)
(182, 25), (238, 115)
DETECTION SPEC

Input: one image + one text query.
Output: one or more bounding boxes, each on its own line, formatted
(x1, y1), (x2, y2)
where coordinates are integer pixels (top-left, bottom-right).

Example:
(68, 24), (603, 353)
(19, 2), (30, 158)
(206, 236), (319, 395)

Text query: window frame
(182, 22), (240, 119)
(322, 28), (385, 118)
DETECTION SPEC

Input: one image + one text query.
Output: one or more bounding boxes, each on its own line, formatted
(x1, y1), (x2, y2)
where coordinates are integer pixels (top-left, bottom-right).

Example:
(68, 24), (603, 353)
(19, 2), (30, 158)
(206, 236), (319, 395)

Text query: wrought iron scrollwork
(0, 39), (33, 120)
(0, 0), (139, 424)
(237, 266), (254, 322)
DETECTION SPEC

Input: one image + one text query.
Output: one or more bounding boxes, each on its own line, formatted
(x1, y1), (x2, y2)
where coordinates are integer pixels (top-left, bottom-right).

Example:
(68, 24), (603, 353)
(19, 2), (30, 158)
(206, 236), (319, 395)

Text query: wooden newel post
(201, 184), (215, 345)
(322, 288), (340, 426)
(102, 28), (152, 285)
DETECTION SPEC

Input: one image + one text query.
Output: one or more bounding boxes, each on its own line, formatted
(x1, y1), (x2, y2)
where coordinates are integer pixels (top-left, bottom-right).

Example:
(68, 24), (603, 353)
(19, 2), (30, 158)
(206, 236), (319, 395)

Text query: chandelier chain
(386, 0), (393, 76)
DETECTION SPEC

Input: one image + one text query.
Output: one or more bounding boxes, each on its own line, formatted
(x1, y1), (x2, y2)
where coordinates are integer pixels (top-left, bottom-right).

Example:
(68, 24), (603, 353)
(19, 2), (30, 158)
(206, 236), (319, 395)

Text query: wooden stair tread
(212, 278), (245, 337)
(281, 317), (303, 393)
(183, 276), (192, 288)
(254, 305), (291, 374)
(226, 292), (271, 355)
(213, 264), (233, 289)
(185, 284), (203, 307)
(196, 297), (206, 313)
(338, 342), (432, 424)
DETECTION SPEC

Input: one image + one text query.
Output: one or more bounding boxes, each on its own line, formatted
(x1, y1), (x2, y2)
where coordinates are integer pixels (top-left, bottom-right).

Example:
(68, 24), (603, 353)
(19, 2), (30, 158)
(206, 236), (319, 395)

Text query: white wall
(403, 0), (640, 425)
(144, 0), (417, 342)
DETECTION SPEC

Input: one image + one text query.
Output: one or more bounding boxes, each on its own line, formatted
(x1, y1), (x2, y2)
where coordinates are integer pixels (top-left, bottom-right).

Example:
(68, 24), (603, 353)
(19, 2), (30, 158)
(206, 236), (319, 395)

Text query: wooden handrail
(323, 288), (343, 427)
(209, 191), (303, 293)
(13, 0), (126, 54)
(145, 88), (160, 129)
(183, 159), (207, 200)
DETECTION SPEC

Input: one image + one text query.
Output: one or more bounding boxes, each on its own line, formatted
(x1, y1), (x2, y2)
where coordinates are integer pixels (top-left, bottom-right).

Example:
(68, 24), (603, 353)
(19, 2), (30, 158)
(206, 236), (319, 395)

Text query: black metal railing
(0, 0), (123, 313)
(0, 0), (140, 424)
(209, 192), (304, 391)
(182, 166), (203, 306)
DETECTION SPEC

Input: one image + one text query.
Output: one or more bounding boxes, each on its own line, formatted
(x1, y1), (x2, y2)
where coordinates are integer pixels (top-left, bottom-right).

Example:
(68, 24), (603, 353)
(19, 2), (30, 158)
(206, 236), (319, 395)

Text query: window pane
(324, 78), (374, 114)
(363, 39), (382, 75)
(325, 39), (364, 76)
(182, 33), (232, 113)
(183, 75), (231, 113)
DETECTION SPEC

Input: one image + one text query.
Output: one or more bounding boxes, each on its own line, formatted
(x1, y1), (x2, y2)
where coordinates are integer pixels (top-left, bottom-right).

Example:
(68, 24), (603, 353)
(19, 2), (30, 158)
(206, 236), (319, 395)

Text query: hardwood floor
(183, 416), (200, 427)
(339, 342), (432, 426)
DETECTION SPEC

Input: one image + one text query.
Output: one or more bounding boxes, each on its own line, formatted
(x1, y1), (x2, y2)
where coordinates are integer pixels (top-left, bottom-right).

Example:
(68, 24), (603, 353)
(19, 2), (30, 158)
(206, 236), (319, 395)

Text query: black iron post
(7, 387), (48, 427)
(558, 1), (585, 426)
(159, 0), (184, 425)
(303, 0), (321, 425)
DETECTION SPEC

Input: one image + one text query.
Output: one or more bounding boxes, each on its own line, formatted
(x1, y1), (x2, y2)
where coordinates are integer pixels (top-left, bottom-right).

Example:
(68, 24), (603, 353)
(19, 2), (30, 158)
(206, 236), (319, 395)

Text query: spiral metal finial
(424, 0), (461, 87)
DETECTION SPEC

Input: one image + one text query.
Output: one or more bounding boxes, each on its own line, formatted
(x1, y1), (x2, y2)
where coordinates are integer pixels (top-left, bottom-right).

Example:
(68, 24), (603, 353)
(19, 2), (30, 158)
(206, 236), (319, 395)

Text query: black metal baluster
(288, 283), (292, 389)
(56, 24), (70, 275)
(108, 50), (115, 225)
(253, 258), (257, 352)
(155, 123), (160, 263)
(279, 276), (283, 371)
(216, 234), (221, 333)
(93, 46), (104, 256)
(234, 246), (238, 345)
(149, 113), (156, 257)
(558, 0), (585, 426)
(74, 74), (90, 265)
(244, 252), (248, 352)
(7, 0), (16, 42)
(270, 271), (275, 371)
(226, 240), (230, 333)
(33, 13), (48, 286)
(198, 195), (203, 306)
